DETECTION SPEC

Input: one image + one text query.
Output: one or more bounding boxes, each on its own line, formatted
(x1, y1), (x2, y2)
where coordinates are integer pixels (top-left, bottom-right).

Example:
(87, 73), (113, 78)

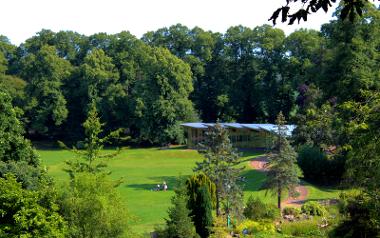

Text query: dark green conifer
(264, 112), (299, 209)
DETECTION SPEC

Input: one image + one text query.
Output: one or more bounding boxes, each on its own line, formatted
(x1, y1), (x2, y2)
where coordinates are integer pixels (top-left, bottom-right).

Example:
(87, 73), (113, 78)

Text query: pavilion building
(181, 122), (296, 150)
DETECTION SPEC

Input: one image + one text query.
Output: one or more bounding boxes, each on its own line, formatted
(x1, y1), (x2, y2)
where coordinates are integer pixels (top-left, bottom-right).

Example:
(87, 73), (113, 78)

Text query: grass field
(38, 146), (342, 235)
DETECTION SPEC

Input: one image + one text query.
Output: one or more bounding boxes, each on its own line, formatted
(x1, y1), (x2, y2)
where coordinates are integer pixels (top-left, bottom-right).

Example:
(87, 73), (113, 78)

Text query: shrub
(297, 145), (344, 184)
(333, 192), (380, 238)
(283, 207), (301, 217)
(243, 196), (280, 221)
(280, 219), (326, 237)
(209, 216), (230, 238)
(0, 175), (67, 237)
(337, 190), (361, 215)
(60, 173), (131, 238)
(301, 201), (327, 216)
(235, 220), (275, 235)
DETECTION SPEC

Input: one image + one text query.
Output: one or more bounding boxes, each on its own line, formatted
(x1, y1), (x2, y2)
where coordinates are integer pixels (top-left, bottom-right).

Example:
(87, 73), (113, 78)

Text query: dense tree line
(0, 4), (379, 151)
(0, 24), (309, 144)
(0, 2), (379, 236)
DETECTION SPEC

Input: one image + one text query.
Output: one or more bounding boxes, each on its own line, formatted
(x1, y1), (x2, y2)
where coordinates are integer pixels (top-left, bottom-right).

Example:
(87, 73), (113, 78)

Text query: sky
(1, 0), (339, 45)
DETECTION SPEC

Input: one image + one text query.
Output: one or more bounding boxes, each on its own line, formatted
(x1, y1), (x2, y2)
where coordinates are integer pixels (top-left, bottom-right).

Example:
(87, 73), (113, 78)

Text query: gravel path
(249, 156), (268, 171)
(281, 185), (308, 207)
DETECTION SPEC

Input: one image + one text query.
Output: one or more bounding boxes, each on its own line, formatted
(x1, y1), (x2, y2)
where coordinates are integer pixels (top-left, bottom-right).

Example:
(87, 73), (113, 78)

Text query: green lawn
(38, 147), (342, 235)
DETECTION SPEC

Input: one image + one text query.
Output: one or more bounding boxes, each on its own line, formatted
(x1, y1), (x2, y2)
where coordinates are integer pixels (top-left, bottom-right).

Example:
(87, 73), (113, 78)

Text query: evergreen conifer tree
(194, 123), (243, 218)
(59, 101), (127, 178)
(189, 184), (213, 238)
(165, 179), (198, 238)
(186, 173), (216, 209)
(264, 112), (299, 209)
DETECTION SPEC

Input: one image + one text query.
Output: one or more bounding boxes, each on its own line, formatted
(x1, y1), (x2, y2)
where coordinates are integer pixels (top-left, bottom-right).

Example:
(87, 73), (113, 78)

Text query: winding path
(249, 156), (308, 207)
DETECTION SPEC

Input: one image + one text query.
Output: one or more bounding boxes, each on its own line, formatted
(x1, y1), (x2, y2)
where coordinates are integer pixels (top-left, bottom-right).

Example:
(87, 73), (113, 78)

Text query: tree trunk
(216, 190), (221, 216)
(277, 187), (282, 210)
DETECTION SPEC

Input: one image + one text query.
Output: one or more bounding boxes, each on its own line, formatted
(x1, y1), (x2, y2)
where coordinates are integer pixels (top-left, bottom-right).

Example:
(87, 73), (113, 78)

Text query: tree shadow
(238, 169), (268, 192)
(126, 175), (181, 191)
(239, 149), (267, 158)
(238, 150), (267, 165)
(33, 141), (62, 150)
(126, 183), (160, 191)
(161, 145), (189, 150)
(295, 198), (339, 206)
(302, 180), (342, 192)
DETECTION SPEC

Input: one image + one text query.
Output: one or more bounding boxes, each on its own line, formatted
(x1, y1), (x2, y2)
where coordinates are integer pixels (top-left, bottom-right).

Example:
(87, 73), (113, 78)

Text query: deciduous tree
(19, 44), (72, 135)
(269, 0), (378, 25)
(0, 92), (43, 189)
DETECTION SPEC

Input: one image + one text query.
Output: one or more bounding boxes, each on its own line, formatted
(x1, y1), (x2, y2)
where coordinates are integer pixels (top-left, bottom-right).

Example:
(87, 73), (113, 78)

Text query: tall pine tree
(264, 112), (299, 209)
(194, 123), (243, 217)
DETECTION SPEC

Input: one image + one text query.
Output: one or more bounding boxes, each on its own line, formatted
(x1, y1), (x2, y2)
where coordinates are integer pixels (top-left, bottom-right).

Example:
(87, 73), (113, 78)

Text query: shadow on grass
(238, 150), (267, 165)
(239, 169), (267, 192)
(301, 198), (339, 205)
(33, 141), (62, 150)
(161, 145), (189, 150)
(239, 149), (267, 157)
(302, 180), (342, 192)
(127, 183), (160, 191)
(126, 176), (180, 191)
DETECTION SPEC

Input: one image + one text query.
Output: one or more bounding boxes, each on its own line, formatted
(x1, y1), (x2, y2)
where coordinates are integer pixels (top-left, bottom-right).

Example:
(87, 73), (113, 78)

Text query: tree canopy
(0, 3), (377, 151)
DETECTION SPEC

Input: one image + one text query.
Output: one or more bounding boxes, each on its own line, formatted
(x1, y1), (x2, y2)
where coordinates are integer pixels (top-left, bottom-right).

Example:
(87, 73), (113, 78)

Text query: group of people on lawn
(154, 181), (168, 191)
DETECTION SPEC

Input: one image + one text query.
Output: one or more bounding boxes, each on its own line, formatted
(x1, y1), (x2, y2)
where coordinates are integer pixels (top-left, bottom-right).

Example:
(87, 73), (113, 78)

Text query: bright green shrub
(301, 201), (327, 216)
(235, 220), (275, 235)
(60, 173), (131, 238)
(243, 196), (280, 221)
(0, 174), (67, 237)
(209, 216), (230, 238)
(283, 207), (301, 217)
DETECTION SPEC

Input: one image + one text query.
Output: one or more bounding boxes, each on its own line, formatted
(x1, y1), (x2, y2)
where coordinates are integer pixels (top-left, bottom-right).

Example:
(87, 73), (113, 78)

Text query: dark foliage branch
(269, 0), (378, 25)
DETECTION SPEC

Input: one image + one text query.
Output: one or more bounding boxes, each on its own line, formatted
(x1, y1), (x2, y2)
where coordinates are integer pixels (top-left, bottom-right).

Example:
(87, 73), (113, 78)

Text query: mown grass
(38, 147), (342, 234)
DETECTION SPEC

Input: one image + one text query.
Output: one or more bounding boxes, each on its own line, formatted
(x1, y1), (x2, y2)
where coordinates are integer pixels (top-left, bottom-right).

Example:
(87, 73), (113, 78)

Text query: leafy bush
(243, 196), (280, 221)
(60, 173), (131, 238)
(235, 220), (275, 235)
(297, 145), (345, 184)
(333, 192), (380, 238)
(0, 174), (67, 237)
(283, 207), (301, 217)
(280, 219), (326, 237)
(337, 190), (361, 215)
(301, 201), (327, 216)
